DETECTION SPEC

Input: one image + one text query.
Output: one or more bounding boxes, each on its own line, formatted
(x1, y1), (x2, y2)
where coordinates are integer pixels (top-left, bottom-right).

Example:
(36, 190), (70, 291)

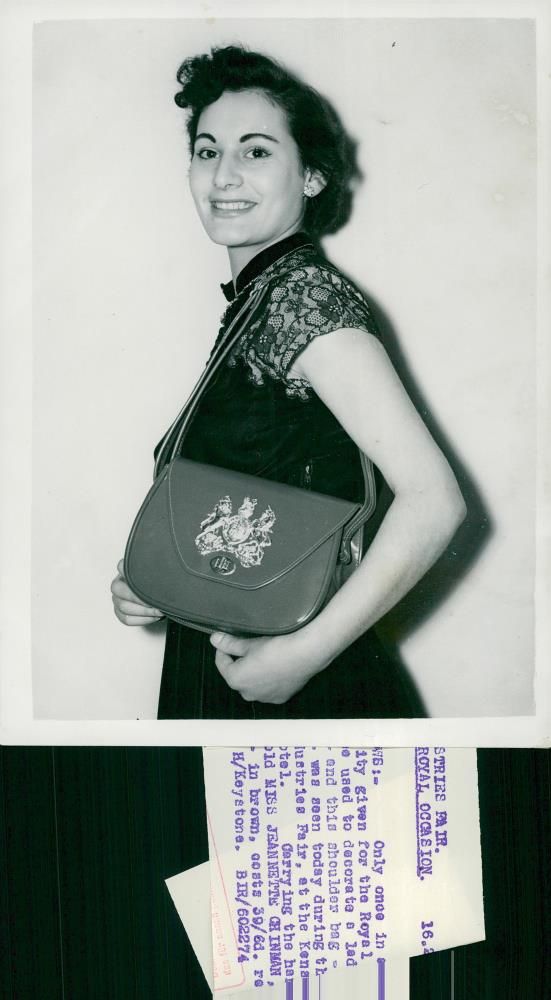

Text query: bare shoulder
(290, 324), (389, 382)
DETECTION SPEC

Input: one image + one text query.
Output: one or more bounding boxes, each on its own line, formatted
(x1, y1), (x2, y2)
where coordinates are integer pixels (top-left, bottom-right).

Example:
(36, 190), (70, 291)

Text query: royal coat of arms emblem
(195, 495), (276, 568)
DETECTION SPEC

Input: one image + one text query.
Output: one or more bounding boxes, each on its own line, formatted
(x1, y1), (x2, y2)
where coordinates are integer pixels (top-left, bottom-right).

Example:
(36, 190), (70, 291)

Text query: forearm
(300, 480), (466, 666)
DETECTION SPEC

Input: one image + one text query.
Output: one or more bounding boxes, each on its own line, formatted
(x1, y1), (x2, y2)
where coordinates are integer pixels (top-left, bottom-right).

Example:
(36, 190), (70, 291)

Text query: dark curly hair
(174, 44), (361, 239)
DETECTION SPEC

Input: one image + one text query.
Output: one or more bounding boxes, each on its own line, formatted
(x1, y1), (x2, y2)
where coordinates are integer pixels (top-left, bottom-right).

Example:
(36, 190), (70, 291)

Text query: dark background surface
(1, 748), (549, 999)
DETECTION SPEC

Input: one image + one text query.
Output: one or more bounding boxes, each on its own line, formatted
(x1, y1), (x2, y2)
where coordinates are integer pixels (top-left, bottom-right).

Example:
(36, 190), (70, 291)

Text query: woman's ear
(303, 169), (327, 198)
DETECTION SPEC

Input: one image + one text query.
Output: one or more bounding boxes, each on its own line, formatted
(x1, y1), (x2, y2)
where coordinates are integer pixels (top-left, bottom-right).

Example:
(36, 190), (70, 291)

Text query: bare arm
(212, 327), (465, 703)
(288, 327), (466, 661)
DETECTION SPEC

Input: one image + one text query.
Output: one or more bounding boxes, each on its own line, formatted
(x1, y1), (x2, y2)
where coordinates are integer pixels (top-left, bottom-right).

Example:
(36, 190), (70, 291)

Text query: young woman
(111, 45), (466, 720)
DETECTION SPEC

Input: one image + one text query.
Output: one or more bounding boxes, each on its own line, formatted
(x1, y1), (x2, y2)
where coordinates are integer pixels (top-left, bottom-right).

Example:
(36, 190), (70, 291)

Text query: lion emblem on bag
(195, 495), (276, 568)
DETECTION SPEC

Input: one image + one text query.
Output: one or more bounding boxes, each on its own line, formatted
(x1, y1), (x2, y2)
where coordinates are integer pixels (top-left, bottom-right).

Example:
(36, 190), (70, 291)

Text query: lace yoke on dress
(225, 249), (380, 401)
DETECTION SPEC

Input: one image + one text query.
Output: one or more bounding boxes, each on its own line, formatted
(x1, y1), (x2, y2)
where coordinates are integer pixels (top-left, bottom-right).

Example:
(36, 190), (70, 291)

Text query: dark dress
(156, 230), (425, 719)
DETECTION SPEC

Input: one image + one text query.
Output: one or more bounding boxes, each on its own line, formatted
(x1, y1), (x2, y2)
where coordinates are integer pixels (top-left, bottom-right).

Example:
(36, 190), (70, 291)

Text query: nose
(213, 152), (243, 190)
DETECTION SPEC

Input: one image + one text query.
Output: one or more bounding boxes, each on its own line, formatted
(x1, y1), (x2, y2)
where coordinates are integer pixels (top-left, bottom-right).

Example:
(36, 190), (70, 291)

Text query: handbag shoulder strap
(153, 273), (377, 565)
(153, 282), (271, 477)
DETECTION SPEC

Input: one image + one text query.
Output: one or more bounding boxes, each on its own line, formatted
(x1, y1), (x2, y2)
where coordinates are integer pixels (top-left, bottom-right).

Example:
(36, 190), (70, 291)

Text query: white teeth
(212, 201), (254, 210)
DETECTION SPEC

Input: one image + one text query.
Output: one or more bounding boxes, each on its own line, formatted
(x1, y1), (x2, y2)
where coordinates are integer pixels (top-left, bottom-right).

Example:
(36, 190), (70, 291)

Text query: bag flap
(167, 458), (358, 590)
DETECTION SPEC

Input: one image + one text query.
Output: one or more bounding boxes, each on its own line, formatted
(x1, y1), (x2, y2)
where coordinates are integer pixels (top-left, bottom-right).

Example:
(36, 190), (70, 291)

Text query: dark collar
(220, 230), (313, 302)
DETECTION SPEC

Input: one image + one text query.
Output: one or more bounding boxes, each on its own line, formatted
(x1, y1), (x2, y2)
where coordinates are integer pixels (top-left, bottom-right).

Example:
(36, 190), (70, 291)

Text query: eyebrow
(194, 132), (280, 145)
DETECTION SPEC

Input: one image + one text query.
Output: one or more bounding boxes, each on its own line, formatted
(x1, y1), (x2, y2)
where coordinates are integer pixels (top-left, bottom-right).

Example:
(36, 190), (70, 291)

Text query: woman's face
(189, 89), (308, 257)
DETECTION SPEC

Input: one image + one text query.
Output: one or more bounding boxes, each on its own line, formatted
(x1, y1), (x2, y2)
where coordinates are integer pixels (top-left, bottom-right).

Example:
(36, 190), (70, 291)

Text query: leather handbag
(123, 282), (377, 636)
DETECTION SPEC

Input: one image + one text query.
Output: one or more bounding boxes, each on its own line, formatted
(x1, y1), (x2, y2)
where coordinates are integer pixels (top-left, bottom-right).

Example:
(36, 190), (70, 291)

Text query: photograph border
(1, 0), (549, 747)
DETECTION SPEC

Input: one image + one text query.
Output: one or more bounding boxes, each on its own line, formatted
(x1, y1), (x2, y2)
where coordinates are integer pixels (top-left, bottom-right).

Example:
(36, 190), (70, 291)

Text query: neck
(227, 221), (304, 283)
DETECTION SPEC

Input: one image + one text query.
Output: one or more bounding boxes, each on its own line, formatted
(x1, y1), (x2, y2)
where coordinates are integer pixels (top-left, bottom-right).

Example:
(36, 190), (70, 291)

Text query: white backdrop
(32, 17), (536, 719)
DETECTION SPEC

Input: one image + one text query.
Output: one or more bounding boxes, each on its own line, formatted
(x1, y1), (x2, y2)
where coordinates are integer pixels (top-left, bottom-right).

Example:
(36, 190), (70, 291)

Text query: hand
(111, 559), (164, 626)
(209, 630), (329, 704)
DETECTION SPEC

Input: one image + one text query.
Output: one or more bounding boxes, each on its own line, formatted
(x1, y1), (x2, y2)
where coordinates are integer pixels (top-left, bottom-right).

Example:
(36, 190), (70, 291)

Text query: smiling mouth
(210, 200), (256, 213)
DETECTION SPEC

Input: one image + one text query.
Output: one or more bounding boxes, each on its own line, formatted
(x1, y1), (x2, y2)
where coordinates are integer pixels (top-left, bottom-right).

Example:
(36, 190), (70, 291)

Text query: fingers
(113, 605), (163, 627)
(214, 649), (255, 701)
(113, 596), (164, 618)
(214, 648), (237, 679)
(212, 636), (257, 701)
(111, 573), (131, 600)
(112, 561), (163, 625)
(210, 632), (251, 657)
(110, 574), (158, 611)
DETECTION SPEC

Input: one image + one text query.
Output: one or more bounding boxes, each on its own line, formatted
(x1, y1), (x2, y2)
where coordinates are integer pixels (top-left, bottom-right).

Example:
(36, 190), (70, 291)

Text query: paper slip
(166, 862), (214, 988)
(166, 861), (410, 999)
(202, 747), (484, 993)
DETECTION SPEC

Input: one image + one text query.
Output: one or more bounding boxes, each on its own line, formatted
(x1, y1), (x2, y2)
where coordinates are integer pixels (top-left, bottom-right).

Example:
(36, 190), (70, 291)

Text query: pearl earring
(303, 182), (315, 198)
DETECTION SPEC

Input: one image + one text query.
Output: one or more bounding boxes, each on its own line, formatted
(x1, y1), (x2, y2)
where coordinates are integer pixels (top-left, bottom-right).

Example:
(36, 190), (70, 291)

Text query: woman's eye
(245, 146), (270, 159)
(196, 148), (218, 160)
